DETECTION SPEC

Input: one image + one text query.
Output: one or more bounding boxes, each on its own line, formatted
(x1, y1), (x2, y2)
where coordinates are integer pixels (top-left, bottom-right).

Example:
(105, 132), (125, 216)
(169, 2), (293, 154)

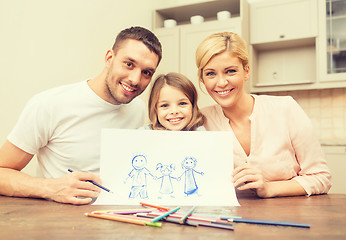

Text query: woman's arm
(232, 164), (306, 198)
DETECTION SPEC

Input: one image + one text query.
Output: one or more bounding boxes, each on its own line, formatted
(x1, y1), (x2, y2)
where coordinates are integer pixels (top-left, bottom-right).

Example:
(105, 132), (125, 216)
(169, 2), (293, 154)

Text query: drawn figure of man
(156, 163), (178, 199)
(179, 157), (204, 196)
(125, 155), (155, 199)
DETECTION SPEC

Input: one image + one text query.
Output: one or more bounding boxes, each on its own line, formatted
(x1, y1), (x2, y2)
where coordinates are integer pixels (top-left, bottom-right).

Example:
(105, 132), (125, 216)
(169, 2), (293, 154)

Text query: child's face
(157, 85), (193, 131)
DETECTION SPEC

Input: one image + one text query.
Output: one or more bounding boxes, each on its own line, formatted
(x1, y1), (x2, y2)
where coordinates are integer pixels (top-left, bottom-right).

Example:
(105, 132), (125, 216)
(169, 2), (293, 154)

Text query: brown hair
(112, 26), (162, 65)
(148, 72), (205, 131)
(195, 32), (249, 84)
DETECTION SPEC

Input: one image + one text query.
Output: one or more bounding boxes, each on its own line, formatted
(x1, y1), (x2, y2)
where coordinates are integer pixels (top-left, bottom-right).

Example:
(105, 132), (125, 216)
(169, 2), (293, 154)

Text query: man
(0, 26), (162, 205)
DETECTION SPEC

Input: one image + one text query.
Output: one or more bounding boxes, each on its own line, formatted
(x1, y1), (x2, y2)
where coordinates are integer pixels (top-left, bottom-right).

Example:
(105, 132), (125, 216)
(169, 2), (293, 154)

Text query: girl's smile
(157, 85), (193, 131)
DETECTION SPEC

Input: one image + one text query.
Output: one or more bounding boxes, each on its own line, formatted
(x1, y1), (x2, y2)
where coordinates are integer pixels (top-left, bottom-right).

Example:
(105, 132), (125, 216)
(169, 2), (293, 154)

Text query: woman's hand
(43, 171), (102, 205)
(232, 164), (272, 198)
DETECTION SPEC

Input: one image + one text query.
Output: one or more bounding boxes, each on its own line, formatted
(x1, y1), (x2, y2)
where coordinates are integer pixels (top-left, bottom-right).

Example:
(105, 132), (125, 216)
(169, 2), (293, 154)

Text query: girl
(195, 32), (331, 198)
(145, 72), (205, 131)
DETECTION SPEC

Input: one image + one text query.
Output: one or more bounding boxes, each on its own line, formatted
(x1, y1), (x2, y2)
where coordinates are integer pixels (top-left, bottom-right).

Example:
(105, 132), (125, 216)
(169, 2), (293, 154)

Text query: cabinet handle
(272, 72), (278, 79)
(279, 35), (285, 39)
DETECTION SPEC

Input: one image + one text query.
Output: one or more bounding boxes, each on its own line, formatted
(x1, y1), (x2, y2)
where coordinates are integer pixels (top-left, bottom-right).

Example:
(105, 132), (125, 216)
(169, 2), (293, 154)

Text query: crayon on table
(137, 212), (234, 231)
(140, 202), (170, 211)
(92, 209), (153, 215)
(179, 206), (196, 224)
(230, 218), (311, 228)
(93, 210), (153, 215)
(85, 213), (162, 227)
(152, 206), (181, 223)
(143, 211), (226, 223)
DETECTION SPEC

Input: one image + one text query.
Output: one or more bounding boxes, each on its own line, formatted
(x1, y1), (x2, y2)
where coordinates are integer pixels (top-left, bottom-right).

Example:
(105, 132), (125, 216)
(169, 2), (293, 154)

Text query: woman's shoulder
(253, 94), (298, 111)
(200, 105), (230, 131)
(201, 104), (223, 117)
(253, 94), (295, 103)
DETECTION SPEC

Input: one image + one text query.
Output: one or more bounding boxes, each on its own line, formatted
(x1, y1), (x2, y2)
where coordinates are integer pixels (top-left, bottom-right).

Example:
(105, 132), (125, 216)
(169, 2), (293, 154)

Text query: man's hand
(44, 171), (102, 205)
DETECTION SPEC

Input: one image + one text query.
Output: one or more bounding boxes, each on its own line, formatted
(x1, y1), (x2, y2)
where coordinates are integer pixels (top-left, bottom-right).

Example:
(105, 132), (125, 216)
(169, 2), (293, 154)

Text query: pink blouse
(201, 95), (331, 196)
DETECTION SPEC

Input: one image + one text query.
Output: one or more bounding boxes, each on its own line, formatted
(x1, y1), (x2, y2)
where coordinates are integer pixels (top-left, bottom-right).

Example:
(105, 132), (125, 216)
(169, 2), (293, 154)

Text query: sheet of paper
(93, 129), (239, 206)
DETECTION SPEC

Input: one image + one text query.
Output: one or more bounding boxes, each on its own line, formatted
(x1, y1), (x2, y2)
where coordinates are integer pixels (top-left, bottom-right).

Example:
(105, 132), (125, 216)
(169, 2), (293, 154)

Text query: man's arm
(0, 140), (101, 204)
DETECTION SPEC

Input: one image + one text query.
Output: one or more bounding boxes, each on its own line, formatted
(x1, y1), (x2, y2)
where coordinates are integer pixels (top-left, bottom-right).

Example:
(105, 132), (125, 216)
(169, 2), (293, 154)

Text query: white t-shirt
(8, 80), (145, 178)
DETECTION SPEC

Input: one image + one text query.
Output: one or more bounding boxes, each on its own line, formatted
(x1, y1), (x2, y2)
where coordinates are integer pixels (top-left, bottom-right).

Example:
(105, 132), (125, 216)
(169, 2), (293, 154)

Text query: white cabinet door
(180, 18), (241, 108)
(318, 0), (346, 86)
(154, 28), (180, 76)
(250, 0), (318, 44)
(322, 145), (346, 194)
(141, 28), (180, 108)
(255, 45), (315, 87)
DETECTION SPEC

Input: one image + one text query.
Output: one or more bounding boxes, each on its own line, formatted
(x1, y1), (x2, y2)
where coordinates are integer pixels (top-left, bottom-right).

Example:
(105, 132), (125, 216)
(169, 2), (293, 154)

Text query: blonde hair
(148, 72), (205, 131)
(195, 32), (249, 84)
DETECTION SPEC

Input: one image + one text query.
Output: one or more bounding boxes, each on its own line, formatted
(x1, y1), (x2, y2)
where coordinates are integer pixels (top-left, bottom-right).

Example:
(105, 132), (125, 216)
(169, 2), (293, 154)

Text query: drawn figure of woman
(124, 155), (155, 199)
(156, 163), (178, 198)
(179, 157), (204, 196)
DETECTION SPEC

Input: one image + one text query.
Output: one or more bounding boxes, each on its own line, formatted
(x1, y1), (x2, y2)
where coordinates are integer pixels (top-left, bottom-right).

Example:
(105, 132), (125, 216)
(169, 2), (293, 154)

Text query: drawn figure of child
(124, 155), (155, 199)
(156, 163), (178, 199)
(179, 157), (204, 197)
(143, 72), (205, 131)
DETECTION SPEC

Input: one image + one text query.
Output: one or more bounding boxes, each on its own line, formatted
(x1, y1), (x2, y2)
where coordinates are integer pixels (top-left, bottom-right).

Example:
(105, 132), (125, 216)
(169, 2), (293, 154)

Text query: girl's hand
(232, 164), (271, 198)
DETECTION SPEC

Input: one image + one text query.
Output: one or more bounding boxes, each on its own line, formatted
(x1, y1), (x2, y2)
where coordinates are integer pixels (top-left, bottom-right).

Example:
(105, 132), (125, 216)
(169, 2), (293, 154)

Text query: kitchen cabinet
(250, 0), (317, 44)
(322, 145), (346, 194)
(152, 0), (249, 109)
(318, 0), (346, 86)
(249, 0), (346, 93)
(249, 0), (318, 92)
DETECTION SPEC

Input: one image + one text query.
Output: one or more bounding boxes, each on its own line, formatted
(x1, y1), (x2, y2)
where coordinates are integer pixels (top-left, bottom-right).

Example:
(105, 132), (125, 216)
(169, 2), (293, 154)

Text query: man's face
(105, 39), (159, 105)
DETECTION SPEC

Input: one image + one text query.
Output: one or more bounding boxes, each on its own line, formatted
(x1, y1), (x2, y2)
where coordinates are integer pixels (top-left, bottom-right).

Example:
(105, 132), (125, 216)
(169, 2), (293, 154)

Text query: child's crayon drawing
(124, 154), (156, 199)
(96, 129), (239, 206)
(178, 157), (204, 197)
(156, 163), (179, 199)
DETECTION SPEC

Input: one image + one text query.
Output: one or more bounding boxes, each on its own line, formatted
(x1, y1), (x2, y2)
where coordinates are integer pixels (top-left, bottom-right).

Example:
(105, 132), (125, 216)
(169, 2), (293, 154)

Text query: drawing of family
(124, 155), (204, 199)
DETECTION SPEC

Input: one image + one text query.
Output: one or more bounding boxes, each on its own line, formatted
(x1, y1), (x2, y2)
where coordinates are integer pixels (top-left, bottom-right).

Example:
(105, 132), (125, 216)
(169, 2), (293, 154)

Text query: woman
(195, 32), (331, 198)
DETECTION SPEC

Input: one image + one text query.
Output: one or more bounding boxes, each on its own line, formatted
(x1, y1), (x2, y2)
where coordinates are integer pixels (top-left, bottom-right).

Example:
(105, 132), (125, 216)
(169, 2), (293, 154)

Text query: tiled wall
(261, 88), (346, 144)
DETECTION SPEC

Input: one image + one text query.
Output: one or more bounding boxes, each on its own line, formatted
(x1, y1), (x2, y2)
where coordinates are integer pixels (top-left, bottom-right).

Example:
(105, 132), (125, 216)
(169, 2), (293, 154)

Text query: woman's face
(201, 51), (249, 110)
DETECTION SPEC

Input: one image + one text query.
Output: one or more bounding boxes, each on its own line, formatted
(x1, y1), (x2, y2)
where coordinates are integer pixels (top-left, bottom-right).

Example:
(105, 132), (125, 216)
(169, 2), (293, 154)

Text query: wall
(0, 0), (167, 175)
(261, 88), (346, 144)
(0, 0), (169, 142)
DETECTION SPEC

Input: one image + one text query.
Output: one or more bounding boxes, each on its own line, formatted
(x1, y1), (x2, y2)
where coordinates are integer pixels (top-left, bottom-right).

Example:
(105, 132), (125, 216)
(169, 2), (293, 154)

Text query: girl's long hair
(148, 72), (205, 131)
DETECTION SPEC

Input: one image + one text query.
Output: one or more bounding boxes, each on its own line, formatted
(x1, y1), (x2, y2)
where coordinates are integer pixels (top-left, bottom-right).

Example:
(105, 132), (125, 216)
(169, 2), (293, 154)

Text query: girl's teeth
(169, 118), (182, 122)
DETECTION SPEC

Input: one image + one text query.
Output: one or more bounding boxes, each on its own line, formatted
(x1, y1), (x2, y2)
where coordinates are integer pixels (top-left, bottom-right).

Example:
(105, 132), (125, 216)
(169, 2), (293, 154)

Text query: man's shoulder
(122, 97), (145, 111)
(31, 81), (85, 102)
